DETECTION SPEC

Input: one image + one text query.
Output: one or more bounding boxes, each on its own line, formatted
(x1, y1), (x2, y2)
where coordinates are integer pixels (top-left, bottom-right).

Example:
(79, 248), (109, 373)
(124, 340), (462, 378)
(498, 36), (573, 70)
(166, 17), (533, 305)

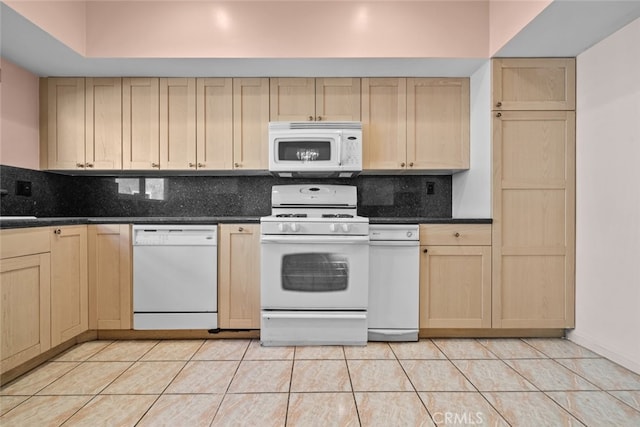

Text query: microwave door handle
(336, 134), (342, 166)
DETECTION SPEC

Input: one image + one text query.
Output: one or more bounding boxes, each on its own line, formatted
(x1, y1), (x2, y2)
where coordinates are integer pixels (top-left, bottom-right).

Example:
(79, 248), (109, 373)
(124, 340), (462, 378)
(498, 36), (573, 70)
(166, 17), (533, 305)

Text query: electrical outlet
(16, 180), (32, 197)
(426, 182), (435, 195)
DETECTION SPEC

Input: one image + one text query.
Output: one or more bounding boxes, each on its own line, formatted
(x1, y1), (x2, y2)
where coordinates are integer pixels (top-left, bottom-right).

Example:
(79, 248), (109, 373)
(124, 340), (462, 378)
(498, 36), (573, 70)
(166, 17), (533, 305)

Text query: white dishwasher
(368, 224), (419, 341)
(133, 225), (218, 330)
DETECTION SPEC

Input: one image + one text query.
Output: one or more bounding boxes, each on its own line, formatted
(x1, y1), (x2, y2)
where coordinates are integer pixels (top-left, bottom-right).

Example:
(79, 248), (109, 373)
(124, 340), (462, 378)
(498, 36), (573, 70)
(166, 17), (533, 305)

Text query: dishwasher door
(368, 225), (419, 341)
(133, 225), (217, 330)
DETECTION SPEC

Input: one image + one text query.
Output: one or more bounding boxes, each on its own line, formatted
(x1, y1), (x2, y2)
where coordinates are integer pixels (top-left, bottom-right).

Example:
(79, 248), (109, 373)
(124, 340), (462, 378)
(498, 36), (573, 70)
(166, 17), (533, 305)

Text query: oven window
(278, 141), (331, 161)
(281, 253), (348, 292)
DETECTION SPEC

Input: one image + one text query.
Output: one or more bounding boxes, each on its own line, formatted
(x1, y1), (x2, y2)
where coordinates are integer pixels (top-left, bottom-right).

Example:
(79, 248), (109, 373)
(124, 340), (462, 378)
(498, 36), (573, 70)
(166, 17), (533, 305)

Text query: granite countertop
(0, 216), (491, 229)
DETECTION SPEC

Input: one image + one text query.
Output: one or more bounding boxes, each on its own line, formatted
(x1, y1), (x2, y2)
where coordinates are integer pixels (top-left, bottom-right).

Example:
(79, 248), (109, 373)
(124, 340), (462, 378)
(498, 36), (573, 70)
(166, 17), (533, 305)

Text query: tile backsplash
(0, 165), (451, 218)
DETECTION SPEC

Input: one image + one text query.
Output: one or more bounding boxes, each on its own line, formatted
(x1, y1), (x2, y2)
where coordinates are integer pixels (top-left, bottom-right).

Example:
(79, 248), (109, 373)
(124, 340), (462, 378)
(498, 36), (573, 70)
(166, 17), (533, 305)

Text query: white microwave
(268, 121), (362, 178)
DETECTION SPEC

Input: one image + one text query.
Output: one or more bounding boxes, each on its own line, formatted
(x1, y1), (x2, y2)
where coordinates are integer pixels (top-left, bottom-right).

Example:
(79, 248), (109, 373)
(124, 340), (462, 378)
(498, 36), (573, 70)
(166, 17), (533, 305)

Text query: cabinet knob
(496, 112), (502, 118)
(423, 248), (428, 253)
(316, 116), (322, 121)
(238, 227), (244, 232)
(409, 162), (414, 167)
(76, 163), (85, 168)
(85, 163), (94, 168)
(151, 163), (160, 168)
(189, 162), (196, 168)
(197, 163), (205, 168)
(400, 162), (406, 167)
(308, 116), (314, 121)
(454, 232), (461, 238)
(496, 101), (502, 107)
(234, 162), (241, 168)
(53, 228), (61, 235)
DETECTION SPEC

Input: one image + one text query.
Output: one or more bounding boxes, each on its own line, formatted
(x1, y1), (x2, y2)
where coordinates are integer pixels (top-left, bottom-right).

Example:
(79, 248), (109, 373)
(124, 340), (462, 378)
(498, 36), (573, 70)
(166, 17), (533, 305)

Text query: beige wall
(0, 58), (40, 170)
(489, 0), (551, 55)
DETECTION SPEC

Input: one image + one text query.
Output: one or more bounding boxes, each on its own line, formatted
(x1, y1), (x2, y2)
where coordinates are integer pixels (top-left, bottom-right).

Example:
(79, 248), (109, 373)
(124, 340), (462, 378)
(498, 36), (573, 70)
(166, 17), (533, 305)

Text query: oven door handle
(262, 312), (367, 320)
(261, 235), (369, 244)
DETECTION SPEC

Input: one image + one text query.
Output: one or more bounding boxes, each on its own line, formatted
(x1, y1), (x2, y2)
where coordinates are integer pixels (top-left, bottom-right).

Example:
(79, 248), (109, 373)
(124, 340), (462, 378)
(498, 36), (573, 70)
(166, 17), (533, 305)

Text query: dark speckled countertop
(0, 216), (491, 229)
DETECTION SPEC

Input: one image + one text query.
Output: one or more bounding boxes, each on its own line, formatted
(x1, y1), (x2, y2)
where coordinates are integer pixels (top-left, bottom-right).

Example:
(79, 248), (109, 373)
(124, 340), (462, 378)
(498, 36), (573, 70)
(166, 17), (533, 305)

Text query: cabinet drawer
(1, 227), (51, 259)
(419, 224), (491, 246)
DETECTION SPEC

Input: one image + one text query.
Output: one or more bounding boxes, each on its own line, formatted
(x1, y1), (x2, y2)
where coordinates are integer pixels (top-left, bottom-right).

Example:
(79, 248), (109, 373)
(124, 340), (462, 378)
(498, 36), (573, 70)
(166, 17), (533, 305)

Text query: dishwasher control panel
(133, 225), (217, 246)
(369, 224), (419, 241)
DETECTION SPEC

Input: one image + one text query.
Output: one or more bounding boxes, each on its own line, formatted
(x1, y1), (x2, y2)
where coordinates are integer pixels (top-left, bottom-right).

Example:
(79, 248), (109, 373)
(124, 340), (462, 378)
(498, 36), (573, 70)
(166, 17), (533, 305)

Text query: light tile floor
(1, 338), (640, 426)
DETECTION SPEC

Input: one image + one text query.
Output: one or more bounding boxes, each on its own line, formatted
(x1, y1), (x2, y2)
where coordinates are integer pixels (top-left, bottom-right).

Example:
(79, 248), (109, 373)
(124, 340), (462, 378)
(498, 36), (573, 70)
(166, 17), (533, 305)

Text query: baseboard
(97, 329), (260, 340)
(567, 331), (640, 375)
(419, 328), (565, 338)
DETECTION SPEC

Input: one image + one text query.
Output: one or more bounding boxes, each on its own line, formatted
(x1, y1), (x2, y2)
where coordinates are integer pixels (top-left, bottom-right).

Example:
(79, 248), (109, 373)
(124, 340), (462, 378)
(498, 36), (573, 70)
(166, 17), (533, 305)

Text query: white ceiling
(1, 1), (640, 77)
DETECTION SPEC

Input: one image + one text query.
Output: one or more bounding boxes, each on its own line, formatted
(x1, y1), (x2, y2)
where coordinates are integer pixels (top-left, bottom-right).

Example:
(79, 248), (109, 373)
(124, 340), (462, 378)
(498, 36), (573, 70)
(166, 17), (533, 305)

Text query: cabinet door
(218, 224), (261, 329)
(269, 78), (315, 121)
(315, 78), (361, 121)
(492, 111), (575, 328)
(50, 226), (88, 346)
(43, 77), (85, 170)
(85, 78), (122, 170)
(493, 58), (576, 111)
(160, 78), (197, 170)
(196, 78), (233, 170)
(419, 246), (491, 328)
(361, 78), (407, 169)
(233, 78), (270, 170)
(407, 78), (469, 171)
(88, 224), (132, 330)
(1, 253), (51, 374)
(123, 78), (160, 170)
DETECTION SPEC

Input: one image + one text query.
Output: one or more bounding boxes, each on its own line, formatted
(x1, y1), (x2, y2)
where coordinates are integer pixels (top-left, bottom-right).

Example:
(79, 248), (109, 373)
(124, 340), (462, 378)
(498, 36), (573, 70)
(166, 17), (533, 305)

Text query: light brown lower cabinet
(419, 224), (492, 329)
(50, 225), (89, 346)
(88, 224), (132, 330)
(217, 224), (261, 329)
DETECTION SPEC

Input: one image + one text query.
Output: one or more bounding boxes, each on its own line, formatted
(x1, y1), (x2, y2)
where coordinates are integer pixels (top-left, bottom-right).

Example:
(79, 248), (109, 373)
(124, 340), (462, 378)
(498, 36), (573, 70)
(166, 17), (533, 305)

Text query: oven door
(261, 234), (369, 309)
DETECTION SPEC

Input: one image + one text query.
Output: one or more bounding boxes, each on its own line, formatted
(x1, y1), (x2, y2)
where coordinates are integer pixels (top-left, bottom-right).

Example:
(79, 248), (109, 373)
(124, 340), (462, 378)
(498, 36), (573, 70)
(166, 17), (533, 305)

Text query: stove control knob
(341, 223), (351, 233)
(406, 231), (413, 238)
(290, 223), (300, 232)
(330, 223), (338, 232)
(278, 223), (288, 232)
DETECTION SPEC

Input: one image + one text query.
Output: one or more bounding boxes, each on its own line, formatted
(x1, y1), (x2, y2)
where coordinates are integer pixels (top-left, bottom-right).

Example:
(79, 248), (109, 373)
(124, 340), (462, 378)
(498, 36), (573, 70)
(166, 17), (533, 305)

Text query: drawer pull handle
(454, 232), (461, 238)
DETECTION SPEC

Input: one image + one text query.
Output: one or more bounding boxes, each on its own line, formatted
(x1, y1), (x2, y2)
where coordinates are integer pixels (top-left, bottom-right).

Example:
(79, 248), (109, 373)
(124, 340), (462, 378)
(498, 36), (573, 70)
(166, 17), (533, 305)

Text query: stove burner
(322, 214), (354, 218)
(276, 213), (308, 218)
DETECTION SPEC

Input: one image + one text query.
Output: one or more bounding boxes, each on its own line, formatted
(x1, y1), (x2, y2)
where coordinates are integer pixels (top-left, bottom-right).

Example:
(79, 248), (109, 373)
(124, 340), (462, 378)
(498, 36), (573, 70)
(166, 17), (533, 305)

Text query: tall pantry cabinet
(492, 58), (576, 328)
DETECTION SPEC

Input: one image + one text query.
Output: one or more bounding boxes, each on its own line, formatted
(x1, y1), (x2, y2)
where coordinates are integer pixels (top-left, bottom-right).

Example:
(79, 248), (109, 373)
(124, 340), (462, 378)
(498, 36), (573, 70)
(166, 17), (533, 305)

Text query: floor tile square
(344, 342), (395, 359)
(523, 338), (600, 358)
(0, 396), (28, 416)
(287, 392), (359, 427)
(53, 341), (112, 362)
(477, 339), (547, 359)
(165, 361), (238, 394)
(193, 339), (250, 361)
(37, 362), (132, 395)
(0, 395), (90, 426)
(291, 360), (351, 392)
(62, 394), (157, 426)
(610, 390), (640, 411)
(348, 360), (413, 391)
(88, 340), (159, 362)
(556, 358), (640, 390)
(547, 391), (640, 426)
(453, 360), (536, 392)
(228, 360), (292, 393)
(245, 340), (294, 360)
(401, 360), (475, 392)
(137, 393), (223, 426)
(356, 392), (434, 427)
(140, 340), (203, 361)
(0, 362), (79, 395)
(505, 359), (598, 391)
(212, 393), (288, 427)
(483, 391), (582, 426)
(432, 339), (497, 359)
(390, 340), (446, 360)
(101, 361), (185, 394)
(419, 391), (509, 427)
(294, 345), (345, 360)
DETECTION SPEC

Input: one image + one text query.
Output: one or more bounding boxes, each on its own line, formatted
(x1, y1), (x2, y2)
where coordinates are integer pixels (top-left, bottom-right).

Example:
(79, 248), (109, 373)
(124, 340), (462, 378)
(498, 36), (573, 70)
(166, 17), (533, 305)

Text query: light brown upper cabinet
(41, 77), (122, 171)
(123, 78), (161, 170)
(50, 225), (89, 347)
(362, 78), (469, 171)
(270, 78), (361, 122)
(493, 58), (576, 111)
(196, 78), (233, 170)
(233, 78), (270, 170)
(159, 78), (197, 170)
